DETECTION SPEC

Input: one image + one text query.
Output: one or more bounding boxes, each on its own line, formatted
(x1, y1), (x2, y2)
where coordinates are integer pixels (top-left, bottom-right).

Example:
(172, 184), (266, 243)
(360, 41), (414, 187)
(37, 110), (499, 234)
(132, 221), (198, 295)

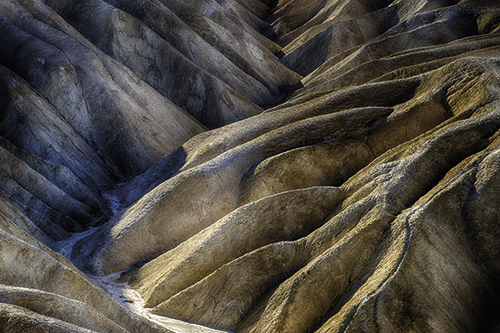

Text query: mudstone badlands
(1, 0), (500, 332)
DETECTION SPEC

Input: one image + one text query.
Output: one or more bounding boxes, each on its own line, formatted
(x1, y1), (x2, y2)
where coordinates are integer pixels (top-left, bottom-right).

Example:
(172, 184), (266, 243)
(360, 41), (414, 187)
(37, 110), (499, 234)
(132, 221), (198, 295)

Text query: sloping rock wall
(1, 0), (500, 332)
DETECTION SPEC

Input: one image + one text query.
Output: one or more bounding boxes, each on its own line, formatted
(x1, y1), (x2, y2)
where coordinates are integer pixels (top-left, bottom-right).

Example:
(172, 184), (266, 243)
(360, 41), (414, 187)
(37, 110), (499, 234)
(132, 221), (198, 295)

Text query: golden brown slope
(2, 0), (500, 332)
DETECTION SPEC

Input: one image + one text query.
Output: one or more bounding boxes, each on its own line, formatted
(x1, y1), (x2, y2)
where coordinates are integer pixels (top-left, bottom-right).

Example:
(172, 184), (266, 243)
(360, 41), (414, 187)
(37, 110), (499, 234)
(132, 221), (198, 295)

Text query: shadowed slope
(2, 0), (500, 332)
(42, 0), (301, 128)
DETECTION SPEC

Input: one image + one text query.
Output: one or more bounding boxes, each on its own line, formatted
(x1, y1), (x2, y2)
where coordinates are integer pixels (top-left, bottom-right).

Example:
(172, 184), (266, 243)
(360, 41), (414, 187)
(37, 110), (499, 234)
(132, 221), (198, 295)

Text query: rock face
(2, 0), (500, 332)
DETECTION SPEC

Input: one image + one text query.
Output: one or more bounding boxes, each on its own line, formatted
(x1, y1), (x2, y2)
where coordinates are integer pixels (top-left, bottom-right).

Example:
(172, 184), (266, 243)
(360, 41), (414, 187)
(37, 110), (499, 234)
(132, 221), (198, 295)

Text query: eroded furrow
(2, 0), (500, 332)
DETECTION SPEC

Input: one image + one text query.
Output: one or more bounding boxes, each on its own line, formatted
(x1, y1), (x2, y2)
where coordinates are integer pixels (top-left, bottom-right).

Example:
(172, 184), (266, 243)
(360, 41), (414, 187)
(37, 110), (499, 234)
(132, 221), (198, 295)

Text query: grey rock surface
(2, 0), (500, 332)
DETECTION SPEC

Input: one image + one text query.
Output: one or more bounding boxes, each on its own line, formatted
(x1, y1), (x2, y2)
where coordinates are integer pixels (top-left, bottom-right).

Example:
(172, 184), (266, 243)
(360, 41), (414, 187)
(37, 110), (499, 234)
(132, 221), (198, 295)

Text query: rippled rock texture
(2, 0), (500, 332)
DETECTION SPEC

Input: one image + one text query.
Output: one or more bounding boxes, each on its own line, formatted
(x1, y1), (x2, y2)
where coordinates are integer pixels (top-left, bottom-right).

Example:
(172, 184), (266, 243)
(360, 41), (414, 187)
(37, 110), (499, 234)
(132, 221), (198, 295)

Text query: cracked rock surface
(2, 0), (500, 332)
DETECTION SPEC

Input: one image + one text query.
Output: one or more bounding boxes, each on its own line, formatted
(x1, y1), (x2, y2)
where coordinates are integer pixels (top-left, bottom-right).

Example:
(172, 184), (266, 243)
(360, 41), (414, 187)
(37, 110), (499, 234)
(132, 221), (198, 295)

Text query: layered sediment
(1, 0), (500, 332)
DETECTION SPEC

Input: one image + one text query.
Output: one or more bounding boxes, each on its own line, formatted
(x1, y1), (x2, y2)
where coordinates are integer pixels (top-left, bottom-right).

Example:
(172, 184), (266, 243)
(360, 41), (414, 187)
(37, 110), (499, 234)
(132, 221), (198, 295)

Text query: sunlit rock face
(2, 0), (500, 332)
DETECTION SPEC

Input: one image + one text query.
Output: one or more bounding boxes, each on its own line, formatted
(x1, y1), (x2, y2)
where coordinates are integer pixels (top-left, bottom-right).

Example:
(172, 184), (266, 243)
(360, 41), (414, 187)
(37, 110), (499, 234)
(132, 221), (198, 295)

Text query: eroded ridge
(1, 0), (500, 332)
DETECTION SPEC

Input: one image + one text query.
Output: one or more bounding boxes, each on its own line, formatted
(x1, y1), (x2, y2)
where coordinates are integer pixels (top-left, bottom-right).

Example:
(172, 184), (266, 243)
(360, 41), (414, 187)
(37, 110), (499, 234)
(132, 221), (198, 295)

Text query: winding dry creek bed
(56, 194), (231, 333)
(2, 0), (500, 332)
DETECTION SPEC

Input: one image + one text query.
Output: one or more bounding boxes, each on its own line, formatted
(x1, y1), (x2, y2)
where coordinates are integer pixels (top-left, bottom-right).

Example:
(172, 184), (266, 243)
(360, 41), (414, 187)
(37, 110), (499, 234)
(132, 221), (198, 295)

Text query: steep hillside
(1, 0), (500, 332)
